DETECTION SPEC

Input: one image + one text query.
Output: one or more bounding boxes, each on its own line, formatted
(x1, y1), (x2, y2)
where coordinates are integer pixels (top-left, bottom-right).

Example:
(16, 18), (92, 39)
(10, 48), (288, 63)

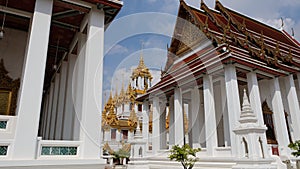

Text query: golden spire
(125, 83), (136, 103)
(104, 91), (114, 112)
(114, 85), (119, 105)
(128, 107), (138, 128)
(131, 44), (152, 80)
(101, 110), (107, 127)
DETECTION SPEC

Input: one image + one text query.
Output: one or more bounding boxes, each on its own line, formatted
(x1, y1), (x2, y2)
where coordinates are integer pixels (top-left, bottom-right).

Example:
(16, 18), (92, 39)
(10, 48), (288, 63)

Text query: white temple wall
(0, 28), (28, 80)
(279, 78), (289, 114)
(124, 104), (130, 116)
(294, 79), (300, 105)
(258, 80), (273, 107)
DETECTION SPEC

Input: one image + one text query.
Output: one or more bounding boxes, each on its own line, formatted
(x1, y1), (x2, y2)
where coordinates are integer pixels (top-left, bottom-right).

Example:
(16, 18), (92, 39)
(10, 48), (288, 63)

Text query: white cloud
(150, 69), (162, 87)
(144, 37), (167, 49)
(257, 17), (295, 30)
(106, 44), (129, 56)
(147, 0), (157, 3)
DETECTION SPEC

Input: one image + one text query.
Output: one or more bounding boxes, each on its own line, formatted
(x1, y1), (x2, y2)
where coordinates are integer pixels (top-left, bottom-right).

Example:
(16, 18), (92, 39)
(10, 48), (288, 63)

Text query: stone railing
(37, 138), (81, 159)
(0, 115), (17, 158)
(0, 115), (17, 136)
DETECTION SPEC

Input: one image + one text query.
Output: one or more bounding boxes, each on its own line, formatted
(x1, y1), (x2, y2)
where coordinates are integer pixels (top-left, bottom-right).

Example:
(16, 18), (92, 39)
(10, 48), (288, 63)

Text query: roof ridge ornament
(280, 17), (284, 30)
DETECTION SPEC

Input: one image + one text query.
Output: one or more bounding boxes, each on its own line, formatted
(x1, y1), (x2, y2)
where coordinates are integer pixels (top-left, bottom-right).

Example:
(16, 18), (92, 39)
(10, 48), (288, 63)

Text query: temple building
(101, 54), (152, 152)
(101, 54), (190, 155)
(131, 0), (300, 168)
(0, 0), (122, 168)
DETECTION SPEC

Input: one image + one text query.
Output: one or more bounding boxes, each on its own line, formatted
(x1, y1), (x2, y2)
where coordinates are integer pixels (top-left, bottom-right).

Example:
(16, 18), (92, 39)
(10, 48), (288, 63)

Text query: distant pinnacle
(242, 88), (251, 112)
(239, 89), (257, 124)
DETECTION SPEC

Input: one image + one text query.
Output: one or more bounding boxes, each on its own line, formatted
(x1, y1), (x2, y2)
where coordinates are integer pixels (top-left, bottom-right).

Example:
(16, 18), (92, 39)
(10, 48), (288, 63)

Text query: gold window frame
(0, 89), (12, 115)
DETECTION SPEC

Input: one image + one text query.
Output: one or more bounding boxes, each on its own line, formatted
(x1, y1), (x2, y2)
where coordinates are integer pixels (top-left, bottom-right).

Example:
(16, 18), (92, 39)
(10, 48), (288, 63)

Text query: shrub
(288, 140), (300, 157)
(168, 144), (201, 169)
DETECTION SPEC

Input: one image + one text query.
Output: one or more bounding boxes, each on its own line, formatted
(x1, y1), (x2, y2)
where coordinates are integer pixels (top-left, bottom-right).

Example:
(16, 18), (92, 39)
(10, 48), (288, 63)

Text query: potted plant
(112, 148), (130, 166)
(288, 140), (300, 169)
(168, 144), (201, 169)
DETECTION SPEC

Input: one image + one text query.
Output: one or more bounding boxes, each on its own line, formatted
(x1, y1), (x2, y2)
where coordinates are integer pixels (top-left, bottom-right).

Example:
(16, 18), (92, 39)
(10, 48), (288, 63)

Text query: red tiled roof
(137, 0), (300, 101)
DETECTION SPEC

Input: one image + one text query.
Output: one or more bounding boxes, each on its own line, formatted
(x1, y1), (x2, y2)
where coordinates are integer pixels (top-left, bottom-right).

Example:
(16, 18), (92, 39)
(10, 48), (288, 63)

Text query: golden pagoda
(101, 54), (153, 133)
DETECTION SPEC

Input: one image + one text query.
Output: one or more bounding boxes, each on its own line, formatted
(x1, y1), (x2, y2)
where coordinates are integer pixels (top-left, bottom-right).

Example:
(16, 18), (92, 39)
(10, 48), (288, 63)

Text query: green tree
(168, 144), (201, 169)
(112, 148), (130, 165)
(288, 140), (300, 157)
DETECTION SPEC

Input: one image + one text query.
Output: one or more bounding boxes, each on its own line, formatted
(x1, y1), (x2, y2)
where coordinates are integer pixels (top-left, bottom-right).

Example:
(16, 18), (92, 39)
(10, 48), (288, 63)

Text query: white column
(55, 61), (68, 140)
(198, 90), (206, 148)
(142, 101), (149, 149)
(128, 131), (134, 140)
(12, 0), (53, 159)
(78, 7), (105, 158)
(174, 87), (184, 146)
(73, 33), (86, 140)
(169, 96), (175, 149)
(224, 65), (240, 156)
(50, 74), (60, 140)
(62, 54), (76, 140)
(247, 72), (264, 125)
(220, 78), (230, 146)
(247, 72), (269, 157)
(270, 78), (290, 156)
(116, 130), (121, 142)
(203, 75), (217, 156)
(190, 87), (201, 148)
(284, 75), (300, 141)
(188, 101), (192, 147)
(104, 130), (110, 142)
(45, 82), (54, 140)
(152, 97), (161, 154)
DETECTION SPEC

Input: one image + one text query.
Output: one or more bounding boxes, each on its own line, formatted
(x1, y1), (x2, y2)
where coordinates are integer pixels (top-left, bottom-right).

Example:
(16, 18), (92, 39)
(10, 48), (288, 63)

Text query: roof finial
(280, 17), (284, 30)
(139, 40), (145, 66)
(292, 28), (295, 37)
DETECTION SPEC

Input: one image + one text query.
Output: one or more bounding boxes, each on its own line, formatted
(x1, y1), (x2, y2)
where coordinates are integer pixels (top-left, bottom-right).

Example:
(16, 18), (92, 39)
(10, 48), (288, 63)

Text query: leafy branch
(168, 144), (201, 169)
(288, 140), (300, 157)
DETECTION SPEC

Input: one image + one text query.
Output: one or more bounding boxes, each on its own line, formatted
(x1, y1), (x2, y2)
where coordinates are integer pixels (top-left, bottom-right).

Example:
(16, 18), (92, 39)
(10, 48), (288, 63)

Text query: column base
(0, 159), (107, 169)
(192, 143), (201, 149)
(233, 159), (277, 169)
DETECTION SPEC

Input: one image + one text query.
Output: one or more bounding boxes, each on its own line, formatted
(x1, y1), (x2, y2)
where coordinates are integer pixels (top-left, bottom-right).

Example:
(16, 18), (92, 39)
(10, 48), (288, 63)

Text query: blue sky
(102, 0), (300, 102)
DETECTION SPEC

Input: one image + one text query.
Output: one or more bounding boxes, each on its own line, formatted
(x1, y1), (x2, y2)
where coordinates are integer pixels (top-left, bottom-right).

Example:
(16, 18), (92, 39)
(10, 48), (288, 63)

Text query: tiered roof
(138, 0), (300, 101)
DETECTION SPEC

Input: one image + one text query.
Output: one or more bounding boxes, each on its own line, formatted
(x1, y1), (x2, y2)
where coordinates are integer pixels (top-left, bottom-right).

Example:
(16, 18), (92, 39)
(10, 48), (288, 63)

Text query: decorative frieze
(41, 146), (77, 156)
(0, 121), (7, 129)
(0, 146), (8, 156)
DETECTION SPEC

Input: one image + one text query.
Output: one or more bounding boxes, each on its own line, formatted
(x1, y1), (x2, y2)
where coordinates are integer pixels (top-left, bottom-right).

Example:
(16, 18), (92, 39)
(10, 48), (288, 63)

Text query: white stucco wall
(0, 28), (27, 80)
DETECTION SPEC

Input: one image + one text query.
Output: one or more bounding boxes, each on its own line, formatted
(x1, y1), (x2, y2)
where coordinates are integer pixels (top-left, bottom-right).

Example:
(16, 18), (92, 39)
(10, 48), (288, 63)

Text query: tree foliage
(288, 140), (300, 157)
(168, 144), (201, 169)
(112, 148), (130, 159)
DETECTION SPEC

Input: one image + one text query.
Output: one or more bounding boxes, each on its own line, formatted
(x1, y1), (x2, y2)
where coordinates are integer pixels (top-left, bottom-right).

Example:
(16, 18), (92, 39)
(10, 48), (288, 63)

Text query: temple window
(121, 130), (128, 140)
(262, 101), (277, 144)
(111, 129), (116, 140)
(138, 104), (142, 112)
